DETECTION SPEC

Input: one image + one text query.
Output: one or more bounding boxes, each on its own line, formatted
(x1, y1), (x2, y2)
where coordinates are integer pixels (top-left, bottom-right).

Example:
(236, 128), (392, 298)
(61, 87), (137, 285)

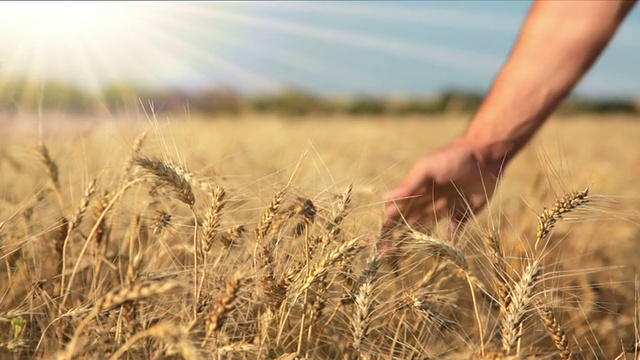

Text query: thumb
(448, 205), (471, 243)
(448, 218), (462, 243)
(383, 185), (413, 224)
(383, 183), (413, 202)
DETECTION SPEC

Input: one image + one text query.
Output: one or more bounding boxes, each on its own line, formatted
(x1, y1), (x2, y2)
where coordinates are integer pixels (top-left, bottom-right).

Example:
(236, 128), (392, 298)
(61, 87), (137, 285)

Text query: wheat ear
(255, 188), (286, 241)
(37, 142), (60, 191)
(121, 131), (147, 182)
(204, 276), (241, 345)
(325, 183), (353, 238)
(135, 156), (195, 207)
(255, 189), (286, 307)
(109, 321), (199, 360)
(535, 189), (589, 250)
(408, 230), (468, 270)
(59, 179), (96, 300)
(501, 260), (542, 355)
(89, 190), (111, 296)
(201, 185), (226, 256)
(296, 237), (362, 297)
(484, 231), (510, 310)
(350, 256), (379, 356)
(291, 197), (316, 237)
(220, 225), (245, 248)
(536, 298), (572, 360)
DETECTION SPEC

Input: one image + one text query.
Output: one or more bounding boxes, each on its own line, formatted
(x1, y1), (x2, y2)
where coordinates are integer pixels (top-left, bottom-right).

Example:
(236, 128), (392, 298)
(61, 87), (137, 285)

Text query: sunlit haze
(1, 1), (640, 97)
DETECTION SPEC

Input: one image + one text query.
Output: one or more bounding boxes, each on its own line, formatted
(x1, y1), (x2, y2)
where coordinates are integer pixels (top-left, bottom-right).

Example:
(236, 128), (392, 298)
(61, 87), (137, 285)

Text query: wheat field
(1, 113), (639, 359)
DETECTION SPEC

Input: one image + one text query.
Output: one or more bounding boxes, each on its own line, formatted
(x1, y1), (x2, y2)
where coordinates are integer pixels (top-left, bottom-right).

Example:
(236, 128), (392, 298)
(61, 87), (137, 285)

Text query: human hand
(383, 137), (504, 241)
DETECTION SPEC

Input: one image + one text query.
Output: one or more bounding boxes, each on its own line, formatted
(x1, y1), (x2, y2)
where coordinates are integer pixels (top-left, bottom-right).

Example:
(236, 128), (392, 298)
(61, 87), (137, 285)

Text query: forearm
(462, 0), (636, 164)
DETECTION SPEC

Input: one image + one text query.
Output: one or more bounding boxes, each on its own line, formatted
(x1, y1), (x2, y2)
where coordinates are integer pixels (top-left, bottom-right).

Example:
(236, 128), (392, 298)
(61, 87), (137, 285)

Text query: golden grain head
(135, 156), (196, 207)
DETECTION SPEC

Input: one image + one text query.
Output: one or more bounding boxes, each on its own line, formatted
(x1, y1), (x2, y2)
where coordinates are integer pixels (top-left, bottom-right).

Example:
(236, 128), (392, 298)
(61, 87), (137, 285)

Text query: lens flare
(8, 2), (118, 39)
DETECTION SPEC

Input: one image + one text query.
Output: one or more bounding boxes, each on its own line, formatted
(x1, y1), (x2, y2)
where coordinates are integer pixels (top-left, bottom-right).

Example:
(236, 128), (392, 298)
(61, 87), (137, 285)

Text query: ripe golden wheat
(0, 122), (637, 360)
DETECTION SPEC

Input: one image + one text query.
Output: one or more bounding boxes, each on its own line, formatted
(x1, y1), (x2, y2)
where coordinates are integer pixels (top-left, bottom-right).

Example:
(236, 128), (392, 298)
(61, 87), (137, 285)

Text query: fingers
(383, 174), (437, 225)
(382, 187), (407, 223)
(448, 194), (488, 241)
(383, 185), (421, 228)
(448, 207), (468, 242)
(403, 196), (446, 227)
(384, 187), (476, 239)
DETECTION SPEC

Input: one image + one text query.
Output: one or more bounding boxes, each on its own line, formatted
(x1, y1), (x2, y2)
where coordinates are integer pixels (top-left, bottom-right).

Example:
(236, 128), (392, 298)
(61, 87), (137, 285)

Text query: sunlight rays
(250, 2), (522, 34)
(197, 6), (503, 73)
(3, 2), (636, 104)
(0, 1), (506, 99)
(148, 3), (378, 92)
(0, 2), (154, 90)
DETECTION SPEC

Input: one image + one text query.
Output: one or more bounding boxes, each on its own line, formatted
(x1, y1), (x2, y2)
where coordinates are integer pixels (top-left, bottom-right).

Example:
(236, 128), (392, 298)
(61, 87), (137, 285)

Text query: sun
(0, 2), (280, 93)
(6, 2), (129, 40)
(0, 1), (155, 90)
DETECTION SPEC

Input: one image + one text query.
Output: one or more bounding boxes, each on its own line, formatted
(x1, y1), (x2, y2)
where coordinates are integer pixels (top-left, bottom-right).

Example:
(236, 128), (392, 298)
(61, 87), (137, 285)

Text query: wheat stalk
(52, 217), (69, 256)
(59, 177), (146, 316)
(98, 281), (182, 311)
(255, 189), (286, 309)
(89, 190), (110, 296)
(117, 252), (143, 342)
(59, 179), (96, 300)
(63, 280), (182, 360)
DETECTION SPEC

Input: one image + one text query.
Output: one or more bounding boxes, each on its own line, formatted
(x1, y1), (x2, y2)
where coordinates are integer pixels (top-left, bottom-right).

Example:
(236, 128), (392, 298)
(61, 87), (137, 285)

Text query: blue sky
(1, 1), (639, 98)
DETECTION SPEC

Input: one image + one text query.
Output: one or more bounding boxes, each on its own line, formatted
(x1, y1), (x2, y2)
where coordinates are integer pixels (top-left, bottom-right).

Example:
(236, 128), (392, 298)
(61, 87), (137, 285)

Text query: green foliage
(189, 87), (242, 115)
(558, 98), (638, 115)
(248, 89), (327, 116)
(0, 78), (93, 113)
(0, 77), (637, 118)
(386, 98), (443, 116)
(437, 90), (484, 115)
(4, 316), (27, 351)
(343, 96), (387, 115)
(100, 82), (146, 113)
(10, 316), (25, 344)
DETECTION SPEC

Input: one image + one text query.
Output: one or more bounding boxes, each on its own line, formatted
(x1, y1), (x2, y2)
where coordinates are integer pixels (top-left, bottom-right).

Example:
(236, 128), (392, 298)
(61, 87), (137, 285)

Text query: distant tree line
(1, 77), (638, 117)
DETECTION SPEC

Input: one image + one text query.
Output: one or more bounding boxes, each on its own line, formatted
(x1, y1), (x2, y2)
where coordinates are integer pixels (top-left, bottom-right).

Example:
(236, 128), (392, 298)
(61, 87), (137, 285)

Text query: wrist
(454, 134), (516, 175)
(460, 101), (537, 169)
